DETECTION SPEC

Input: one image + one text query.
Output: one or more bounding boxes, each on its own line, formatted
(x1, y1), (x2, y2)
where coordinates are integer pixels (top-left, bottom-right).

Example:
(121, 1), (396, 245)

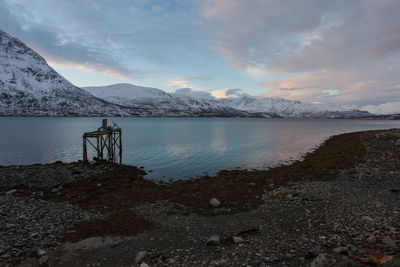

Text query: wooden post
(96, 135), (100, 159)
(83, 136), (87, 162)
(119, 130), (122, 164)
(108, 133), (112, 162)
(100, 135), (103, 159)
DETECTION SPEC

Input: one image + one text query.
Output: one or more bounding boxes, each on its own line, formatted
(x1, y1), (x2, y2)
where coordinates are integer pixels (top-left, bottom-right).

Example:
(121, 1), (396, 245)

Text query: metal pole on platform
(96, 135), (100, 159)
(83, 136), (87, 162)
(119, 130), (122, 164)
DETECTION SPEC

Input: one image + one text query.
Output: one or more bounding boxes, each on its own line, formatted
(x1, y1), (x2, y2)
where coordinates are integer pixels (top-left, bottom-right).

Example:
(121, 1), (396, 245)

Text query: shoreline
(1, 128), (400, 266)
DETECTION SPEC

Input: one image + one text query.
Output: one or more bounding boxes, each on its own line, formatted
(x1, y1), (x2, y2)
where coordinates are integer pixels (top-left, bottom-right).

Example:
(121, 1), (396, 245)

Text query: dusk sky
(1, 0), (400, 113)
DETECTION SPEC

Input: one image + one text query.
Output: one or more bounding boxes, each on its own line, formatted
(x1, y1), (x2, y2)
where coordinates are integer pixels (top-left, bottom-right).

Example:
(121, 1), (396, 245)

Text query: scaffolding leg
(119, 131), (122, 164)
(83, 137), (87, 162)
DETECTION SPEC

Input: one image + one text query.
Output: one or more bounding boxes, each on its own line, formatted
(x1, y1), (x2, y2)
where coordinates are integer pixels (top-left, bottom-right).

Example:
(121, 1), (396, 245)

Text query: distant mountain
(84, 83), (250, 117)
(0, 29), (372, 118)
(0, 29), (135, 116)
(218, 96), (371, 118)
(85, 84), (372, 118)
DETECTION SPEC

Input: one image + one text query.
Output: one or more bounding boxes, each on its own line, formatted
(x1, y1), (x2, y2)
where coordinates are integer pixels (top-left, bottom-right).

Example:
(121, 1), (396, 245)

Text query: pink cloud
(201, 0), (400, 107)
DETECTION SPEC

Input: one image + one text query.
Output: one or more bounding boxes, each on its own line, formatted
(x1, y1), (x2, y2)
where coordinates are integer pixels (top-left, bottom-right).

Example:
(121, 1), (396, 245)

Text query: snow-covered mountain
(218, 96), (371, 118)
(84, 84), (249, 117)
(0, 29), (246, 117)
(0, 28), (371, 118)
(0, 29), (136, 116)
(84, 84), (371, 118)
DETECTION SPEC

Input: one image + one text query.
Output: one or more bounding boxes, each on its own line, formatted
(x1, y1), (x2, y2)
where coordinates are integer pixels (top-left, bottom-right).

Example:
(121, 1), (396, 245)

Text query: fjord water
(0, 117), (398, 181)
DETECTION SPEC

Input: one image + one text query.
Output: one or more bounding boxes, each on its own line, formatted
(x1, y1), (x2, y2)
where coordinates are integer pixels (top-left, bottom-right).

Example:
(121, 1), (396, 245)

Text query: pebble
(233, 236), (244, 244)
(361, 216), (374, 223)
(284, 253), (294, 260)
(1, 254), (10, 259)
(39, 255), (49, 265)
(139, 263), (149, 267)
(206, 235), (220, 246)
(209, 198), (220, 208)
(0, 163), (107, 188)
(332, 246), (348, 254)
(382, 236), (397, 248)
(367, 235), (377, 244)
(310, 254), (329, 267)
(37, 250), (46, 256)
(5, 189), (17, 195)
(135, 251), (147, 263)
(0, 195), (98, 262)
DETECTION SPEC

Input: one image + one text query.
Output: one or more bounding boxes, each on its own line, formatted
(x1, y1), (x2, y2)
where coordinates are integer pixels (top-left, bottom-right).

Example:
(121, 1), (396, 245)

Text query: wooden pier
(83, 119), (122, 164)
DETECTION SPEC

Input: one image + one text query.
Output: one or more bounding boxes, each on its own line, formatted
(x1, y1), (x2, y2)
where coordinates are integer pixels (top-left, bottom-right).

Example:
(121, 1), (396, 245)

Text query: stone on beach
(206, 235), (220, 246)
(233, 236), (244, 244)
(310, 254), (329, 267)
(5, 189), (17, 195)
(332, 246), (348, 254)
(382, 236), (397, 248)
(209, 198), (220, 207)
(135, 251), (147, 263)
(361, 215), (374, 223)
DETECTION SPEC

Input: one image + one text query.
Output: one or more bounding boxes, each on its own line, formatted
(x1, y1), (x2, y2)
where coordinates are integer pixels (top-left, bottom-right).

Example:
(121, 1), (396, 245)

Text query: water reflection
(0, 117), (398, 180)
(210, 121), (227, 155)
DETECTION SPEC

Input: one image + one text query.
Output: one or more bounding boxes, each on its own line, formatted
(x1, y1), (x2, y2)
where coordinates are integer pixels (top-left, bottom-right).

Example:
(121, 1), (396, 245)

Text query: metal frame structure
(83, 119), (122, 164)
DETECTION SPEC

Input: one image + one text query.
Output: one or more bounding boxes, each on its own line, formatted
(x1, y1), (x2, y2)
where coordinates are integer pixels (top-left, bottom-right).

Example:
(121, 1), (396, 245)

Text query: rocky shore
(1, 128), (400, 266)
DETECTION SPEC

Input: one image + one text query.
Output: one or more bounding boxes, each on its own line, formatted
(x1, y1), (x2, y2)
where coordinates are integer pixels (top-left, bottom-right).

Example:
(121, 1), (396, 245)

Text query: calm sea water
(0, 117), (398, 180)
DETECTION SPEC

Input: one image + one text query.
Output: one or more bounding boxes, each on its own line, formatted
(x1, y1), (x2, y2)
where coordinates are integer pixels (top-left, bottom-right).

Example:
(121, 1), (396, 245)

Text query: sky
(1, 0), (400, 113)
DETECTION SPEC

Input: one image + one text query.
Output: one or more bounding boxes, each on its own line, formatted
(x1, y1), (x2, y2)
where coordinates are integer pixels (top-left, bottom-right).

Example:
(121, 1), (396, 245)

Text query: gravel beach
(1, 128), (400, 266)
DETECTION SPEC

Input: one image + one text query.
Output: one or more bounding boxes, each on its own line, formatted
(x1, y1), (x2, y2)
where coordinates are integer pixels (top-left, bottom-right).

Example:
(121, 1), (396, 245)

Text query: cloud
(202, 0), (340, 68)
(169, 77), (218, 100)
(262, 66), (400, 106)
(1, 0), (207, 81)
(225, 88), (242, 96)
(168, 79), (195, 89)
(167, 77), (211, 91)
(201, 0), (400, 106)
(181, 76), (213, 81)
(360, 101), (400, 115)
(0, 0), (144, 80)
(1, 0), (399, 109)
(210, 90), (227, 99)
(174, 88), (215, 100)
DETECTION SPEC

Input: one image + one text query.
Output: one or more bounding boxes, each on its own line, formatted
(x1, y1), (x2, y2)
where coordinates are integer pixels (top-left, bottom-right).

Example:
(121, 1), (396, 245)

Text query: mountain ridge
(84, 83), (371, 118)
(0, 29), (372, 118)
